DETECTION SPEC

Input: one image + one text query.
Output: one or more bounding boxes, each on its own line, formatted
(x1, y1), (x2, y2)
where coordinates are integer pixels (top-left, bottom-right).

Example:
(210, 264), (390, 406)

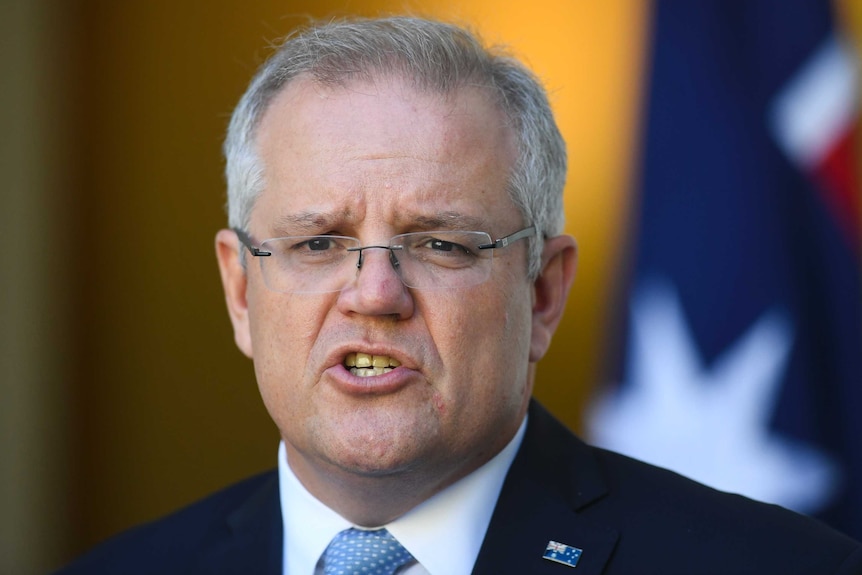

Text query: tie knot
(323, 528), (414, 575)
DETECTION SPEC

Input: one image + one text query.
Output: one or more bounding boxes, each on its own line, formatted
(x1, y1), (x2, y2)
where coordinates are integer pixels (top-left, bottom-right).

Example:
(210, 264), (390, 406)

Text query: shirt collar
(279, 416), (527, 575)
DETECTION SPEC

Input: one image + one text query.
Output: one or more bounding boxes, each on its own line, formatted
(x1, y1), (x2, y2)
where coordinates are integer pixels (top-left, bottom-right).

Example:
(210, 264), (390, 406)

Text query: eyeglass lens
(257, 231), (496, 293)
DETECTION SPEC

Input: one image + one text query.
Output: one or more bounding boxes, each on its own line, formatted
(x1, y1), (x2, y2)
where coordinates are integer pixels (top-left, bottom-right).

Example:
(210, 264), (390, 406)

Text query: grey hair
(224, 16), (566, 279)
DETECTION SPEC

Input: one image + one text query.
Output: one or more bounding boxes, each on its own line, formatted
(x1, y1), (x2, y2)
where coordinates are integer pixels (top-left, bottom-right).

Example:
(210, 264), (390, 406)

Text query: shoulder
(591, 447), (862, 573)
(54, 470), (279, 575)
(517, 403), (862, 574)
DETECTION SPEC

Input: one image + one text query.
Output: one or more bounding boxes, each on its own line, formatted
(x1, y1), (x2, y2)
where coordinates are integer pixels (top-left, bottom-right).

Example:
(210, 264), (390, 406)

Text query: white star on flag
(588, 279), (841, 513)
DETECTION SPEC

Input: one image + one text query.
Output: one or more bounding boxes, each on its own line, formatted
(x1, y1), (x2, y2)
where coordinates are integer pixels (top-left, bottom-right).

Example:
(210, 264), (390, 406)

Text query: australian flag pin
(542, 540), (583, 568)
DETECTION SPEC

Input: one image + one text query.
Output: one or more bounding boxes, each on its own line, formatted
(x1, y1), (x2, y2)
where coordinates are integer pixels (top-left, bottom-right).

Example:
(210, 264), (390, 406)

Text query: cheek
(425, 285), (532, 387)
(480, 284), (534, 385)
(250, 288), (327, 346)
(247, 291), (332, 398)
(421, 293), (486, 358)
(249, 297), (335, 442)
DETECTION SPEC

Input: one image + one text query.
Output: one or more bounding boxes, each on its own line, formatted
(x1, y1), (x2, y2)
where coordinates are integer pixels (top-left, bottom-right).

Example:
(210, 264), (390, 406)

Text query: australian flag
(587, 0), (862, 539)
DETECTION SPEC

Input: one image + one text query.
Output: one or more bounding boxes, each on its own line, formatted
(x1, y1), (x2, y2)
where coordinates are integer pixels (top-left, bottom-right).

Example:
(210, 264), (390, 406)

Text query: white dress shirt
(279, 417), (527, 575)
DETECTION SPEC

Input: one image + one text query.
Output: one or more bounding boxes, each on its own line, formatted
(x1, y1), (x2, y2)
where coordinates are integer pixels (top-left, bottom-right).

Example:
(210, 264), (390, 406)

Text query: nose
(336, 246), (414, 319)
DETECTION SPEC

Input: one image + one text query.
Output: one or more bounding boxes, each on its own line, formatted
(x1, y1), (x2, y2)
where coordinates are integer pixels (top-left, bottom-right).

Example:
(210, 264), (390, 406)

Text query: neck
(285, 443), (493, 526)
(283, 424), (531, 526)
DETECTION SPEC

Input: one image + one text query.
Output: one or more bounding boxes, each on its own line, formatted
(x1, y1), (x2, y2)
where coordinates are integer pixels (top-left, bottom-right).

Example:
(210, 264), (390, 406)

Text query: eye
(426, 238), (455, 252)
(288, 236), (348, 252)
(277, 236), (354, 267)
(307, 237), (334, 251)
(412, 234), (476, 259)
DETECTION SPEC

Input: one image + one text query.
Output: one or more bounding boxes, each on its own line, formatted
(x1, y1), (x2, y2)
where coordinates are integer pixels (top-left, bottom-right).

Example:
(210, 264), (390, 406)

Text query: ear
(529, 234), (578, 362)
(215, 229), (253, 358)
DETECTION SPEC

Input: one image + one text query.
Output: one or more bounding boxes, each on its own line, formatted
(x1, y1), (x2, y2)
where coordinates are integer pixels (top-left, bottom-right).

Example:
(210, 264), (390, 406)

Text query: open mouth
(344, 352), (402, 377)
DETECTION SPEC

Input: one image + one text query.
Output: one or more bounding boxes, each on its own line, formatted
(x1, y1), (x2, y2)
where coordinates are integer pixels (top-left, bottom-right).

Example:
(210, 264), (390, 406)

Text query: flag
(587, 0), (862, 539)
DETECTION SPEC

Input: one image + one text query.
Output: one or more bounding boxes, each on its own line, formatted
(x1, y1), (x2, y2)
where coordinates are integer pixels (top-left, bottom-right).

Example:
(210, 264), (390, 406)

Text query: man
(59, 16), (862, 575)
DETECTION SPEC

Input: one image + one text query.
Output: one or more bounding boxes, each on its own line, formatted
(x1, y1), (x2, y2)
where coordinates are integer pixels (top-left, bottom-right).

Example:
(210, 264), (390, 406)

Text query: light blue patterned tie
(323, 528), (415, 575)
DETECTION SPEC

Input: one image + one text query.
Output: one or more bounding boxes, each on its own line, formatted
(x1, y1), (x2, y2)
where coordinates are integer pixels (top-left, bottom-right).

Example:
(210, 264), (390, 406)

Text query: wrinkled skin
(216, 75), (577, 525)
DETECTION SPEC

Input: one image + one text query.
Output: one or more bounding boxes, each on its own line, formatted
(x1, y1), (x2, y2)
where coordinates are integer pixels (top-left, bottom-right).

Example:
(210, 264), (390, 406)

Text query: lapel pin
(542, 540), (583, 568)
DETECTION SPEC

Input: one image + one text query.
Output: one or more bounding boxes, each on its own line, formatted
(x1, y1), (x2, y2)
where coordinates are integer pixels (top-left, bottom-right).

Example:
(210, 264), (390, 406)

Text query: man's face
(218, 75), (563, 503)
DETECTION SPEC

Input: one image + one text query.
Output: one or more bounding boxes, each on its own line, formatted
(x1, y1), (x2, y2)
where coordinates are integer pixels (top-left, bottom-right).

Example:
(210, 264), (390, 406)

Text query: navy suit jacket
(58, 401), (862, 574)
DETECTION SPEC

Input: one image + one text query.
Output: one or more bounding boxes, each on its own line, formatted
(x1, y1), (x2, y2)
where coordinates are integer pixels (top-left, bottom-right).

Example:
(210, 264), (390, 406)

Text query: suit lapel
(472, 402), (619, 575)
(191, 472), (283, 575)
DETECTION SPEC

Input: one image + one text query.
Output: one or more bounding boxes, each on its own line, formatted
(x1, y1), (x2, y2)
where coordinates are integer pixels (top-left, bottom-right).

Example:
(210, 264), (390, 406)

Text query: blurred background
(1, 1), (859, 573)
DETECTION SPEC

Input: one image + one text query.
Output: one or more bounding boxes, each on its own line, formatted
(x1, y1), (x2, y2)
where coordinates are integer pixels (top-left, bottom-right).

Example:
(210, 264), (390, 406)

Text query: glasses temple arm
(233, 228), (271, 257)
(477, 226), (537, 250)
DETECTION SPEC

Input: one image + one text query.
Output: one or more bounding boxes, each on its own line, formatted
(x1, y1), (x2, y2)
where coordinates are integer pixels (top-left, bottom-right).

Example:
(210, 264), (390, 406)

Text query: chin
(324, 442), (425, 478)
(326, 418), (439, 471)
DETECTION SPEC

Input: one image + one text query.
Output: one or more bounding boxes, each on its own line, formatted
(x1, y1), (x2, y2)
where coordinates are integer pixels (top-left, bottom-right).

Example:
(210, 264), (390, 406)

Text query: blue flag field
(588, 0), (862, 540)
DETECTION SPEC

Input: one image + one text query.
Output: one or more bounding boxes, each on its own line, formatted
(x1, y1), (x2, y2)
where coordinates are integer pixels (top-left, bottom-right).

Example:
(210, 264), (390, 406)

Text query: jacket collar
(472, 400), (619, 574)
(192, 472), (283, 575)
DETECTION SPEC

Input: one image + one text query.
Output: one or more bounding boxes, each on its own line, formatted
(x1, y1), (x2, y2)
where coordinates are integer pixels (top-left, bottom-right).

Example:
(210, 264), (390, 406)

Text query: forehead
(251, 75), (521, 233)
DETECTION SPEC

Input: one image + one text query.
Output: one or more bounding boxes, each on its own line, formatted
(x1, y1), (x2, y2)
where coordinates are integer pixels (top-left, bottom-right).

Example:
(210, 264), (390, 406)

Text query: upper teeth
(345, 352), (401, 376)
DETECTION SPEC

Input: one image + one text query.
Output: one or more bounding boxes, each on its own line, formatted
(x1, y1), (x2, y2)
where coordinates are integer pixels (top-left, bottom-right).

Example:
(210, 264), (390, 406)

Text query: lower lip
(324, 364), (417, 395)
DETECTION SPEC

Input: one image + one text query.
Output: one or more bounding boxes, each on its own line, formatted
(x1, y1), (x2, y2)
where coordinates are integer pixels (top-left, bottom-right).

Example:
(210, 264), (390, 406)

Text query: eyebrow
(410, 212), (489, 231)
(269, 210), (490, 236)
(270, 211), (349, 235)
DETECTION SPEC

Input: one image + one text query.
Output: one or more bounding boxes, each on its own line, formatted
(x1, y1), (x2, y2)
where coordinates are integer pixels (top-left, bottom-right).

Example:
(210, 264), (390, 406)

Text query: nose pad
(351, 245), (402, 275)
(344, 246), (407, 296)
(351, 245), (387, 269)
